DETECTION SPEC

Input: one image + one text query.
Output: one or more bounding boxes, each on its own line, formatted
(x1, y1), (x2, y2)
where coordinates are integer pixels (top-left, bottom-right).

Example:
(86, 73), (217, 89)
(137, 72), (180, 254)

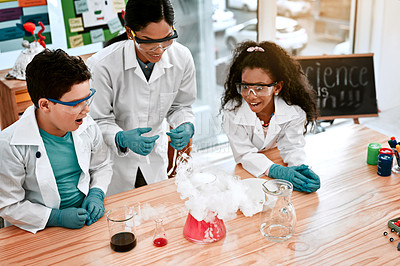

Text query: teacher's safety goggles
(236, 82), (277, 97)
(46, 88), (96, 115)
(131, 27), (178, 52)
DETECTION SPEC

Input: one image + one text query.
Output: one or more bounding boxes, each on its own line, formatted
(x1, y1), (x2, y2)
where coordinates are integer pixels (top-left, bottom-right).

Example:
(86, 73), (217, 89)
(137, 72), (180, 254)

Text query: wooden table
(1, 124), (399, 264)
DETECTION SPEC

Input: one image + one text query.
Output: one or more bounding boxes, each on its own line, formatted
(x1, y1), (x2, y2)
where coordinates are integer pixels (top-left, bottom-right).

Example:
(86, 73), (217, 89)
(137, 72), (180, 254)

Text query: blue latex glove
(116, 127), (159, 156)
(81, 188), (105, 226)
(268, 164), (315, 192)
(47, 207), (88, 229)
(166, 122), (194, 150)
(293, 164), (321, 192)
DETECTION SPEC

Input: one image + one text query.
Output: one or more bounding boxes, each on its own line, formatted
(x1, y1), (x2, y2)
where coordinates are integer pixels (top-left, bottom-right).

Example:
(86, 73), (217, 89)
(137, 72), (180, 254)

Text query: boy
(0, 49), (112, 233)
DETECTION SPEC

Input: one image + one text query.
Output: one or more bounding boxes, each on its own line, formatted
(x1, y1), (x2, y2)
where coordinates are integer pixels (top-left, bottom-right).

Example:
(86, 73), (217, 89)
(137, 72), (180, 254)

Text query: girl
(221, 41), (320, 192)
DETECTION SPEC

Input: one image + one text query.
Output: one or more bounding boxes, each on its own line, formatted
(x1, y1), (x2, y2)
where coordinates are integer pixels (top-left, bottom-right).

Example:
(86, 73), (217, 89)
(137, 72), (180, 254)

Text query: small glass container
(153, 218), (168, 247)
(107, 206), (137, 252)
(260, 179), (296, 242)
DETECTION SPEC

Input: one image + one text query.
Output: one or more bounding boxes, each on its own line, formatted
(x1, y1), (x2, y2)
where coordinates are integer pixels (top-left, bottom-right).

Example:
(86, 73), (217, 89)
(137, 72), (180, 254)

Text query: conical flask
(153, 218), (168, 247)
(183, 211), (226, 244)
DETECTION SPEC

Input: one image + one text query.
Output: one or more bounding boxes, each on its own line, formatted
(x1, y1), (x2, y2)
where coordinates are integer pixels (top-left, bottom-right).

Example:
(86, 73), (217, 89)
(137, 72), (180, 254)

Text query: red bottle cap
(379, 147), (393, 155)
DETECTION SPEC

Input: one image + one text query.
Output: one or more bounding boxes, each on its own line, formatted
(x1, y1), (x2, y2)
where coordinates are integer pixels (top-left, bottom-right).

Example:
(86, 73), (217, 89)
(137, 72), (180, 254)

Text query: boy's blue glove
(47, 208), (88, 229)
(81, 188), (105, 226)
(116, 127), (159, 155)
(293, 164), (321, 192)
(166, 122), (194, 150)
(268, 164), (314, 192)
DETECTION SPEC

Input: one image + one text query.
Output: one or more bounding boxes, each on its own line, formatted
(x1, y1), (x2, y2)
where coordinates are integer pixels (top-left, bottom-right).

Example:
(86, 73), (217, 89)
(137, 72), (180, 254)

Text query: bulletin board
(0, 0), (52, 53)
(61, 0), (128, 48)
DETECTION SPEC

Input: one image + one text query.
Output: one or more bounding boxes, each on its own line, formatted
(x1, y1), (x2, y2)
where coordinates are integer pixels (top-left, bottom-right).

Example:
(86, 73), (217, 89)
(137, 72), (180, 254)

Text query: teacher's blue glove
(47, 207), (88, 229)
(268, 164), (314, 192)
(116, 127), (159, 156)
(166, 122), (194, 150)
(292, 164), (321, 192)
(81, 188), (105, 226)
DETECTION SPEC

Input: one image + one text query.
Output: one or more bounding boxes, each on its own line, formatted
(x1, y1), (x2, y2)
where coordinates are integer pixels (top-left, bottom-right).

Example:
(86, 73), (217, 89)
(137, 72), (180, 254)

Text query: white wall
(355, 0), (400, 111)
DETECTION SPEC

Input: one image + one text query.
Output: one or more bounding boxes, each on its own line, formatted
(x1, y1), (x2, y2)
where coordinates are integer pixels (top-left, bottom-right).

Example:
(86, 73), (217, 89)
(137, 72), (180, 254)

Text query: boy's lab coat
(0, 106), (112, 233)
(223, 97), (307, 178)
(87, 40), (196, 196)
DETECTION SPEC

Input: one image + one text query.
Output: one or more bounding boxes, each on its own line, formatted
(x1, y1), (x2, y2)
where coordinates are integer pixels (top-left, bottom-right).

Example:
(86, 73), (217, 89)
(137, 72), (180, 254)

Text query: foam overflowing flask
(182, 172), (226, 244)
(260, 179), (296, 242)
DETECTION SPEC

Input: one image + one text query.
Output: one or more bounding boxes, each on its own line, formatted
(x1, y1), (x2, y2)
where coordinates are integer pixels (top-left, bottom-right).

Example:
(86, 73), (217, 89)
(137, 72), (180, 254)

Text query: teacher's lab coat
(223, 97), (307, 178)
(0, 106), (112, 233)
(87, 40), (196, 196)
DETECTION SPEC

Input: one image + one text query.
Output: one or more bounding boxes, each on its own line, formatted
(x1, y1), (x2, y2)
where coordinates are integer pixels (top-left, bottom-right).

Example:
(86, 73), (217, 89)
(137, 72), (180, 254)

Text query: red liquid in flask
(183, 212), (226, 244)
(153, 237), (168, 247)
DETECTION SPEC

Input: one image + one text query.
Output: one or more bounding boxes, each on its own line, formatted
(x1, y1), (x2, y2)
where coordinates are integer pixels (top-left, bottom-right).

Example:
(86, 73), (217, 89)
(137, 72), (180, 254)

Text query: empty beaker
(260, 179), (296, 242)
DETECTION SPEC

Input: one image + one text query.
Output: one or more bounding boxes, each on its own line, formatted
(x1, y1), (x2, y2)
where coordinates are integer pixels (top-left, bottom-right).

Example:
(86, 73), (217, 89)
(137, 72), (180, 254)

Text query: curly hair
(221, 40), (318, 130)
(26, 49), (91, 105)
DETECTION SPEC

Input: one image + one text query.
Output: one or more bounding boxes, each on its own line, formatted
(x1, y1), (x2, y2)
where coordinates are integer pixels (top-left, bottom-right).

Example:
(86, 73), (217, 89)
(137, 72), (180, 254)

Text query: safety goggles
(236, 82), (277, 97)
(131, 27), (178, 52)
(46, 88), (96, 115)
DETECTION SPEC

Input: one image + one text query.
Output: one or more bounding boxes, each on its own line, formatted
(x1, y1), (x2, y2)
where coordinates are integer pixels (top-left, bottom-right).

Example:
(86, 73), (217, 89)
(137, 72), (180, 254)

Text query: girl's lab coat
(0, 106), (112, 233)
(87, 40), (196, 196)
(223, 97), (307, 178)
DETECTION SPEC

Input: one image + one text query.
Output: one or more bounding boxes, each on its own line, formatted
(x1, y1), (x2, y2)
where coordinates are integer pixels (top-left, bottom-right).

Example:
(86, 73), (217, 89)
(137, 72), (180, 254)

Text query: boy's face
(40, 80), (92, 137)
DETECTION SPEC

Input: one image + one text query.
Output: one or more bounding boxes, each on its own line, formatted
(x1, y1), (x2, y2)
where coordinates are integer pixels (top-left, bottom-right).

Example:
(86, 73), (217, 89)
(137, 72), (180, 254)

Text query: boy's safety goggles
(46, 88), (96, 115)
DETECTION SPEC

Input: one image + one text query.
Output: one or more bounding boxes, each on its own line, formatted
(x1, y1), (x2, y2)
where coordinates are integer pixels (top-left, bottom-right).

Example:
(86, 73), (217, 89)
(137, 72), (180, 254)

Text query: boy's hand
(81, 188), (105, 225)
(47, 208), (88, 229)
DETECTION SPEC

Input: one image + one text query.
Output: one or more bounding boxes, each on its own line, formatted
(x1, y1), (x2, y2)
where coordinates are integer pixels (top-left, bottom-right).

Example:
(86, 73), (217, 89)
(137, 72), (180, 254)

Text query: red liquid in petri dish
(153, 237), (168, 247)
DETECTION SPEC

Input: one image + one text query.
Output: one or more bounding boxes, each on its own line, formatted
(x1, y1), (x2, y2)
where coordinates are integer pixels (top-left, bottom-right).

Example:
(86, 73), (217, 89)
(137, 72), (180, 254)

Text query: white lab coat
(0, 106), (112, 233)
(223, 97), (307, 178)
(87, 40), (196, 196)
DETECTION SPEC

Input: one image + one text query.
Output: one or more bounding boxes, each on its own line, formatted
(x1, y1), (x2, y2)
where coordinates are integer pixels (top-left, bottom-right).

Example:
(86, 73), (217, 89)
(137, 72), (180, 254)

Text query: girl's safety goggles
(236, 82), (277, 97)
(46, 88), (96, 115)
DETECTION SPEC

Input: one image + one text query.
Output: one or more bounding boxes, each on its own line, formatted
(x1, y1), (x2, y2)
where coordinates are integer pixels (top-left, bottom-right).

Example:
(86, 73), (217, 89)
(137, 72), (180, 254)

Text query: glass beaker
(260, 179), (296, 242)
(106, 206), (137, 252)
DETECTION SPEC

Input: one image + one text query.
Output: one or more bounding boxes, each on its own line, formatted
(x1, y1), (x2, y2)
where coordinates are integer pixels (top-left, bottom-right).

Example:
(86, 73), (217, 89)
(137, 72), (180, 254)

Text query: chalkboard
(296, 53), (378, 121)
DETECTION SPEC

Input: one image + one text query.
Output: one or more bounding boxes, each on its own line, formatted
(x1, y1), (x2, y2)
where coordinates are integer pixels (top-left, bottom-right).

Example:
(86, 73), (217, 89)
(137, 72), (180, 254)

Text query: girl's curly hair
(221, 40), (319, 132)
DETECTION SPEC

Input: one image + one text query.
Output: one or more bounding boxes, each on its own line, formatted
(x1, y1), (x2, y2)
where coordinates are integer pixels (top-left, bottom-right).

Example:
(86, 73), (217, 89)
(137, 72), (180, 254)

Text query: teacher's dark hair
(125, 0), (175, 31)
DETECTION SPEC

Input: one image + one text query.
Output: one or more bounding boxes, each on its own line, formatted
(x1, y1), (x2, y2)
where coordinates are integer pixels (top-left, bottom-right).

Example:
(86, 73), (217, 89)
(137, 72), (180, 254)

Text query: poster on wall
(0, 0), (52, 53)
(61, 0), (127, 48)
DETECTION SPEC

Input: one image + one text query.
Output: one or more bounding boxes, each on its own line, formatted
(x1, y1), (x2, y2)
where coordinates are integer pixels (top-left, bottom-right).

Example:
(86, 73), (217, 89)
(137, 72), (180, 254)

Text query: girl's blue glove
(269, 164), (319, 192)
(292, 164), (320, 192)
(81, 188), (105, 226)
(47, 207), (88, 229)
(166, 122), (194, 150)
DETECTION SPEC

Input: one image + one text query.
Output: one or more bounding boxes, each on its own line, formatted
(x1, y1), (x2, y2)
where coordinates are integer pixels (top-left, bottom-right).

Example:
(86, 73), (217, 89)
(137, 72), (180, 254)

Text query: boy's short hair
(26, 49), (91, 105)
